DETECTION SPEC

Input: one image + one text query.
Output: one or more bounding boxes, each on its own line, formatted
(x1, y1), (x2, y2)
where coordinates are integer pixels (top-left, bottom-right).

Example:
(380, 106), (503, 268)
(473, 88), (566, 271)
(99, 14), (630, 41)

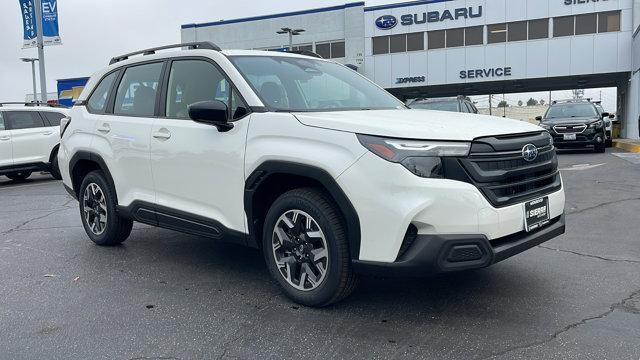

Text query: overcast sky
(0, 0), (617, 110)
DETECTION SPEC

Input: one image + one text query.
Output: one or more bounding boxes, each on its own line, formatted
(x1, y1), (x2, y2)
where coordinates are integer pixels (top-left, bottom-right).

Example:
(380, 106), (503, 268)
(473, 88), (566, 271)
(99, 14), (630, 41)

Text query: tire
(606, 139), (613, 148)
(50, 151), (62, 180)
(595, 142), (606, 153)
(262, 188), (358, 307)
(79, 170), (133, 246)
(6, 172), (32, 181)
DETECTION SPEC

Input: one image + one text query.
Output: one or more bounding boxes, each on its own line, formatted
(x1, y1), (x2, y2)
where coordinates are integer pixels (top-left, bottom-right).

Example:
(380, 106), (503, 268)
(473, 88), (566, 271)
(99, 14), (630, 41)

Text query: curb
(613, 140), (640, 153)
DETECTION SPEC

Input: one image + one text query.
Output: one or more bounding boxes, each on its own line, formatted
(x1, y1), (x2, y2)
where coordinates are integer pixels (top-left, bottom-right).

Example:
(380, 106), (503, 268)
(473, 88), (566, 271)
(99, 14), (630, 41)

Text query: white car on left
(0, 103), (68, 181)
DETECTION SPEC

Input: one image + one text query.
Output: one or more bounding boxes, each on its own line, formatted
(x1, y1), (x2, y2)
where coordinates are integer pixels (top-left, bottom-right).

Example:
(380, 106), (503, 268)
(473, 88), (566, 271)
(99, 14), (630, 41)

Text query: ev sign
(19, 0), (61, 48)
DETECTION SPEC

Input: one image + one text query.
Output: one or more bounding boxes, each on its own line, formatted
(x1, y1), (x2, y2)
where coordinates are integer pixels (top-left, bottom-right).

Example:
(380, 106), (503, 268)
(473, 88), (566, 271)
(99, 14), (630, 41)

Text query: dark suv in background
(537, 99), (608, 153)
(408, 96), (479, 114)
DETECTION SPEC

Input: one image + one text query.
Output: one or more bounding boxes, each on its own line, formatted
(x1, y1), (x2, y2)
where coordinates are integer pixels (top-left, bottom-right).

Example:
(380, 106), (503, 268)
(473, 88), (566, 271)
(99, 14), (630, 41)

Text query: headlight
(588, 120), (604, 129)
(539, 123), (551, 130)
(357, 134), (470, 178)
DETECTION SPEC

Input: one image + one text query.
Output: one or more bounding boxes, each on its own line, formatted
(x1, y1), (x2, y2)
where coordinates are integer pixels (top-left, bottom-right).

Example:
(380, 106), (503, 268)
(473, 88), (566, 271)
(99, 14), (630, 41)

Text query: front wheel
(262, 188), (358, 307)
(79, 170), (133, 246)
(6, 172), (32, 181)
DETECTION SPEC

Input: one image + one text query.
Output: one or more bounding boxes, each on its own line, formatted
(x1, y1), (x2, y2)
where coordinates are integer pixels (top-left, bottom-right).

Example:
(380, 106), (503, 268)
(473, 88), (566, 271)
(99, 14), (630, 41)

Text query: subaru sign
(375, 15), (397, 30)
(19, 0), (61, 49)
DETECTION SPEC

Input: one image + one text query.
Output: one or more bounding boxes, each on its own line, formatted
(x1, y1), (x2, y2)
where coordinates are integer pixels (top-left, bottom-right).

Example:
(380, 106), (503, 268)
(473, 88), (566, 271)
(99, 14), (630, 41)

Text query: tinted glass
(5, 111), (45, 130)
(599, 11), (620, 32)
(87, 71), (117, 113)
(575, 13), (597, 35)
(114, 62), (163, 117)
(331, 42), (345, 58)
(315, 43), (331, 59)
(488, 24), (507, 43)
(508, 21), (527, 41)
(166, 60), (230, 119)
(0, 113), (5, 131)
(389, 34), (407, 53)
(545, 104), (598, 119)
(465, 26), (484, 45)
(411, 101), (459, 112)
(554, 16), (574, 37)
(41, 112), (65, 126)
(372, 36), (389, 55)
(446, 28), (464, 48)
(231, 90), (249, 120)
(230, 56), (403, 111)
(428, 30), (445, 49)
(406, 32), (424, 51)
(528, 19), (549, 39)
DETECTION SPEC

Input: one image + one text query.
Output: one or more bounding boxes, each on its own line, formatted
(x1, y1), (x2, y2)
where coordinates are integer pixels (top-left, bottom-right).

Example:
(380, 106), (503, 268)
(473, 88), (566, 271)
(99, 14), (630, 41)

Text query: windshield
(229, 55), (404, 112)
(545, 103), (598, 119)
(595, 105), (605, 114)
(410, 101), (459, 112)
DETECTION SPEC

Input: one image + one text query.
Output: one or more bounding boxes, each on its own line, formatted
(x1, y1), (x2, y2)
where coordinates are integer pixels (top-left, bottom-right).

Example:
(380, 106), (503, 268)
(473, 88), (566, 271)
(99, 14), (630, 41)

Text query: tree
(497, 100), (509, 108)
(518, 100), (523, 106)
(539, 99), (546, 106)
(526, 98), (539, 106)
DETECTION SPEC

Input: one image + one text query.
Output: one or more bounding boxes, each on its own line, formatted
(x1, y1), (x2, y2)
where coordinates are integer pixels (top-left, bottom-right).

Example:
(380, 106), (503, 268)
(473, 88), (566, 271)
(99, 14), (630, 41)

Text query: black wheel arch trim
(244, 161), (361, 259)
(68, 151), (117, 201)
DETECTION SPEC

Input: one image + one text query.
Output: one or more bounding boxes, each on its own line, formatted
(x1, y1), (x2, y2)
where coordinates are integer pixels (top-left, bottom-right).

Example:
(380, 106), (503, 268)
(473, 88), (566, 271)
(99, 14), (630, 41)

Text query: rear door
(4, 110), (51, 165)
(0, 112), (12, 168)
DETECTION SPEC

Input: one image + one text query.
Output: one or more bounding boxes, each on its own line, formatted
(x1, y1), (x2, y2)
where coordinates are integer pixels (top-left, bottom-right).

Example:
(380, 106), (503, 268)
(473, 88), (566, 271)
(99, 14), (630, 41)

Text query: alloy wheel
(83, 183), (108, 235)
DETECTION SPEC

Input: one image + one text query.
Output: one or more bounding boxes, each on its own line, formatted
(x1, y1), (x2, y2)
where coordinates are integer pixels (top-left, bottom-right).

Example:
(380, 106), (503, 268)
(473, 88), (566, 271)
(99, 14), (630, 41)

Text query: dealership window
(427, 30), (446, 49)
(528, 19), (549, 40)
(331, 42), (345, 58)
(465, 26), (483, 46)
(372, 36), (389, 55)
(488, 24), (507, 43)
(508, 21), (527, 41)
(407, 32), (424, 51)
(292, 44), (313, 52)
(446, 28), (464, 48)
(598, 11), (621, 33)
(315, 43), (331, 59)
(554, 16), (575, 37)
(389, 34), (407, 53)
(575, 13), (597, 35)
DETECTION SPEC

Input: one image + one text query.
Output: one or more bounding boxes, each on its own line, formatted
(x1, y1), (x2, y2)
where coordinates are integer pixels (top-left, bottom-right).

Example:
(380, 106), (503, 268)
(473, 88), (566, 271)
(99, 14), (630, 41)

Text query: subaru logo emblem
(375, 15), (397, 30)
(522, 144), (538, 162)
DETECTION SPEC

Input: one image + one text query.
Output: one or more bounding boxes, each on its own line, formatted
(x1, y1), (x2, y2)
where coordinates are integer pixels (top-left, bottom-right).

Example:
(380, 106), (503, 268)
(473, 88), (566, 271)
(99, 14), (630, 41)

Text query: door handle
(0, 136), (10, 141)
(152, 129), (171, 140)
(42, 131), (53, 136)
(97, 123), (111, 133)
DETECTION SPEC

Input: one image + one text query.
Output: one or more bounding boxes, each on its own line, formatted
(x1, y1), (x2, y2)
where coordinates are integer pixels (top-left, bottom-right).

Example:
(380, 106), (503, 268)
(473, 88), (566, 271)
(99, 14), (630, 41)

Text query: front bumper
(353, 214), (564, 276)
(551, 128), (605, 148)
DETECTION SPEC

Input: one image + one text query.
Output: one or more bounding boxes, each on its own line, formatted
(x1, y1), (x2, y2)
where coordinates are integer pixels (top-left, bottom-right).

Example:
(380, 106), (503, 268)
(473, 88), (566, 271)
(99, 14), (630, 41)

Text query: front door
(0, 112), (12, 168)
(150, 59), (250, 236)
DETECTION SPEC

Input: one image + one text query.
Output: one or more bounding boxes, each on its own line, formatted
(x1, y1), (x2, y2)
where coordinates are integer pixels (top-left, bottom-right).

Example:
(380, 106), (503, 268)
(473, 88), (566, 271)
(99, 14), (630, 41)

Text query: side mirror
(188, 100), (233, 132)
(535, 116), (542, 122)
(601, 112), (610, 118)
(609, 114), (616, 119)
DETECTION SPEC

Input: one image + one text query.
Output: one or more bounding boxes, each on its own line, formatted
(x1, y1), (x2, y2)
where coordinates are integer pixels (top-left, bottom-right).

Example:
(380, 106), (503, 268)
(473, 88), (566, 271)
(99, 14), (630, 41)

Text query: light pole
(21, 58), (39, 102)
(34, 0), (48, 103)
(276, 27), (305, 50)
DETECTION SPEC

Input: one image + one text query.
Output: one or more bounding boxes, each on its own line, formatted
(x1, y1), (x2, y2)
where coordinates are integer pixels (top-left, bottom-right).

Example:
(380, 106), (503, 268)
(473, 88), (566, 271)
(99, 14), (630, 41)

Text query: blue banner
(19, 0), (61, 48)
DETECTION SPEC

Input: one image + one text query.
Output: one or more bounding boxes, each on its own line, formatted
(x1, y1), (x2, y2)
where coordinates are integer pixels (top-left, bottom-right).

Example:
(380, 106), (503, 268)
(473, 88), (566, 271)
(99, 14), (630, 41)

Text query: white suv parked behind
(0, 103), (68, 181)
(59, 43), (566, 306)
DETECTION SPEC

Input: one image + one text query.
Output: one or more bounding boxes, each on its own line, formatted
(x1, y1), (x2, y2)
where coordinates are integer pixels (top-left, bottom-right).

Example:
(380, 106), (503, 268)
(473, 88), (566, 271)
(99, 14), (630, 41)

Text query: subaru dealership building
(182, 0), (640, 140)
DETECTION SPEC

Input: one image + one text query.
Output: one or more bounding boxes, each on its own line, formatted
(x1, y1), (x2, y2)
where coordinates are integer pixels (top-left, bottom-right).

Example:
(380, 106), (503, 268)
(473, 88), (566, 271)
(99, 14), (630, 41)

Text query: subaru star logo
(522, 144), (538, 162)
(375, 15), (397, 30)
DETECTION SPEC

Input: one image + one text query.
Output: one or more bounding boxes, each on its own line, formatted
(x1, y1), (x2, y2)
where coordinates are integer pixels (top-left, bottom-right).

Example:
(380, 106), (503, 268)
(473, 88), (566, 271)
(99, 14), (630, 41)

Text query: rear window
(88, 71), (118, 113)
(41, 112), (66, 126)
(411, 101), (459, 112)
(545, 103), (598, 119)
(0, 112), (5, 131)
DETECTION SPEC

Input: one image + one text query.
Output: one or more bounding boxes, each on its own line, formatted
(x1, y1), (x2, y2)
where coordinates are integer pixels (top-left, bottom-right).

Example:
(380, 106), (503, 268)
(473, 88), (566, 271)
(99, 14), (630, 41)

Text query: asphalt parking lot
(1, 149), (639, 360)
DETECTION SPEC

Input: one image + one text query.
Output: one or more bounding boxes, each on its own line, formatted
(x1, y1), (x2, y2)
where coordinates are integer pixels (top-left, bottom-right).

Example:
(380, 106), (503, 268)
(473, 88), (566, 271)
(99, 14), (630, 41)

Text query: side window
(87, 71), (117, 113)
(231, 90), (249, 120)
(5, 111), (45, 130)
(166, 60), (230, 119)
(114, 62), (163, 117)
(0, 112), (5, 131)
(470, 103), (479, 114)
(41, 112), (66, 126)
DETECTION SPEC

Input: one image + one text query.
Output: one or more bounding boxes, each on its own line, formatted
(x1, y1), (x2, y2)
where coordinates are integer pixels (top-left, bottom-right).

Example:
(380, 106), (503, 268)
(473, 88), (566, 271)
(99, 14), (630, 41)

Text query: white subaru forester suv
(59, 42), (565, 306)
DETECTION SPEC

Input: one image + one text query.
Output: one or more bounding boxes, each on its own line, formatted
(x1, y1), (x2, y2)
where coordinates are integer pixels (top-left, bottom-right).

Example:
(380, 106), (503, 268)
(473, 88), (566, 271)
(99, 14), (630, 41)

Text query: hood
(541, 116), (599, 125)
(293, 109), (543, 141)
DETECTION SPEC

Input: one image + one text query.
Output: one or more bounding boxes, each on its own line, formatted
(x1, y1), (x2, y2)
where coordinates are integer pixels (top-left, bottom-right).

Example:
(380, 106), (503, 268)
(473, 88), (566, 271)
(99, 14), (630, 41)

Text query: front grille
(449, 132), (562, 208)
(553, 124), (587, 134)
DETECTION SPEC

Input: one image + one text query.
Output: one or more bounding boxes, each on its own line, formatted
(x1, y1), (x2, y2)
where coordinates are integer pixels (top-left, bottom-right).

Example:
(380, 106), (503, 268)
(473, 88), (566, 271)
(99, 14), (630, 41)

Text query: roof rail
(283, 49), (323, 59)
(551, 98), (592, 105)
(0, 101), (64, 108)
(109, 41), (222, 65)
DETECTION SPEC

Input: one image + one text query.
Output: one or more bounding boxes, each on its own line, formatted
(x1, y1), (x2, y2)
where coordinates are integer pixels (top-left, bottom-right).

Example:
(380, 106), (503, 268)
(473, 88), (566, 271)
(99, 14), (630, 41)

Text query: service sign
(20, 0), (61, 48)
